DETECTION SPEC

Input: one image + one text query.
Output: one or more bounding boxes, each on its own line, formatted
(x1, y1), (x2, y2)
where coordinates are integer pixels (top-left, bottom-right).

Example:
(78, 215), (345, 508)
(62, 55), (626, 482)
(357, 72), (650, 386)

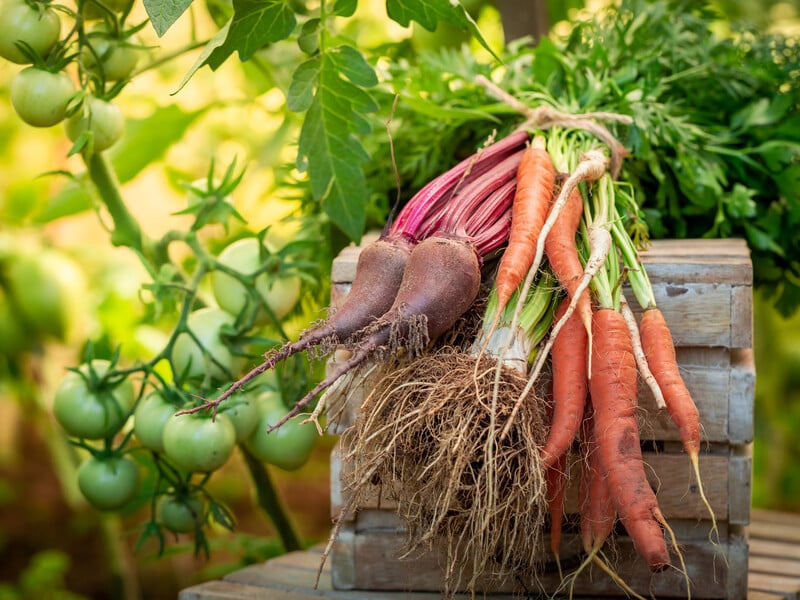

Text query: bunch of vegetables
(187, 0), (800, 592)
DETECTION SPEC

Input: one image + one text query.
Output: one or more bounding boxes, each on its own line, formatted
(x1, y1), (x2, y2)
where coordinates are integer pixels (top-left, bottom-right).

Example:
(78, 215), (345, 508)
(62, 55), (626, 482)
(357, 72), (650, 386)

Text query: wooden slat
(332, 438), (734, 522)
(752, 537), (800, 561)
(750, 520), (800, 545)
(748, 573), (800, 600)
(333, 525), (743, 598)
(729, 349), (755, 444)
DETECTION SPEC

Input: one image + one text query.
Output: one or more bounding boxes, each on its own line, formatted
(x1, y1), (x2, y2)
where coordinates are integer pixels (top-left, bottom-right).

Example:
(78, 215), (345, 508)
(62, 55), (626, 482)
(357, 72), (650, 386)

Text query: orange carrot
(590, 308), (670, 572)
(542, 297), (588, 468)
(546, 452), (568, 576)
(578, 408), (615, 554)
(639, 307), (700, 456)
(545, 187), (593, 337)
(492, 137), (556, 319)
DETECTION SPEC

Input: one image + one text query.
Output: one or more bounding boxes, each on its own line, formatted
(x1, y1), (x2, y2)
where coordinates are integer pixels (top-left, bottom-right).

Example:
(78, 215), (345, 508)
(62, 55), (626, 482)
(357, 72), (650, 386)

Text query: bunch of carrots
(187, 110), (712, 593)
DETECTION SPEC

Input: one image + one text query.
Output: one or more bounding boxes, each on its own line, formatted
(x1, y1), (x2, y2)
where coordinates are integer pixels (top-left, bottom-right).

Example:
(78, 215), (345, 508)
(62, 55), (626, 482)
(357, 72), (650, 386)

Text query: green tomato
(53, 360), (135, 440)
(82, 28), (140, 81)
(172, 307), (241, 381)
(65, 96), (125, 152)
(4, 248), (86, 341)
(0, 0), (61, 64)
(0, 285), (30, 356)
(10, 67), (75, 127)
(244, 400), (317, 471)
(219, 395), (258, 442)
(211, 238), (301, 323)
(162, 413), (236, 473)
(77, 455), (139, 511)
(133, 392), (176, 452)
(158, 492), (205, 533)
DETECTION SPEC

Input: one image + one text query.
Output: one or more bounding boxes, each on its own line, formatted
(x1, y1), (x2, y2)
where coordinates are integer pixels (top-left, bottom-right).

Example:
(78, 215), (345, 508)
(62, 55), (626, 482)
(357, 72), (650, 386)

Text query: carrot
(639, 307), (700, 455)
(590, 308), (670, 572)
(545, 453), (568, 579)
(578, 410), (615, 554)
(541, 297), (588, 468)
(488, 136), (556, 333)
(545, 186), (593, 338)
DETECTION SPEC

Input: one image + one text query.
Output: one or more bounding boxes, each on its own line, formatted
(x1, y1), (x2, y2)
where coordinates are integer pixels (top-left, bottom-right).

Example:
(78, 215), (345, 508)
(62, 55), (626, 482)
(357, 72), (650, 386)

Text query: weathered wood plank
(748, 573), (800, 600)
(178, 580), (319, 600)
(332, 442), (734, 522)
(728, 446), (752, 526)
(750, 519), (800, 545)
(729, 349), (755, 444)
(752, 537), (800, 561)
(333, 524), (743, 598)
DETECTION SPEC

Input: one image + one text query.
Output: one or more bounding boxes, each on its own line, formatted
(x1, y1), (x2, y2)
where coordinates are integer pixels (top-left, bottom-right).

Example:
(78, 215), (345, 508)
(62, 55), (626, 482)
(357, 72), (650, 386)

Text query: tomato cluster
(0, 0), (136, 150)
(46, 206), (315, 553)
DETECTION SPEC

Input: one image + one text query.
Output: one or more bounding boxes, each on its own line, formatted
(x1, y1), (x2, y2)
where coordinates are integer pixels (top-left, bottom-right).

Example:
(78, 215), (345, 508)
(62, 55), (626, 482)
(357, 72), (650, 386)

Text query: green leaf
(295, 49), (378, 240)
(332, 0), (358, 17)
(328, 44), (378, 87)
(143, 0), (193, 37)
(399, 92), (500, 123)
(287, 58), (320, 112)
(386, 0), (498, 60)
(297, 18), (320, 55)
(206, 0), (297, 68)
(175, 19), (232, 92)
(110, 104), (205, 184)
(34, 179), (93, 223)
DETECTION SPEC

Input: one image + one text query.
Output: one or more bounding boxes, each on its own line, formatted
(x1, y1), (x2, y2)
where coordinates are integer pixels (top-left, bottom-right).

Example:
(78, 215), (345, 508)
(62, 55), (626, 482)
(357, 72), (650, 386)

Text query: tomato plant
(9, 67), (75, 128)
(244, 396), (317, 471)
(172, 307), (241, 382)
(77, 455), (140, 511)
(0, 0), (61, 64)
(162, 413), (236, 473)
(53, 360), (135, 440)
(65, 95), (125, 152)
(211, 237), (302, 323)
(158, 492), (205, 534)
(132, 391), (176, 452)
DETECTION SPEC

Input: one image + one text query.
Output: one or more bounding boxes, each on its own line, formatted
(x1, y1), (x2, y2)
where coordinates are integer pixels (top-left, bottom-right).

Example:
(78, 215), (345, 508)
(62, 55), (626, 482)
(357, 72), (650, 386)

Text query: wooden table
(179, 509), (800, 600)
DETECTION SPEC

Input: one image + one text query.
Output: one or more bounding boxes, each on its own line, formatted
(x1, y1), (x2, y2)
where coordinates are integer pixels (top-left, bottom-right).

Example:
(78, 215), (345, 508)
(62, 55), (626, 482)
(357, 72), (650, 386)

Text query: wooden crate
(326, 238), (755, 599)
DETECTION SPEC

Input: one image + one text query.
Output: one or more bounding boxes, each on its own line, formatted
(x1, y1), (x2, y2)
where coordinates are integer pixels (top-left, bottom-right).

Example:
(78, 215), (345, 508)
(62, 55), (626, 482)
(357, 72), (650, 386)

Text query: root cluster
(340, 348), (550, 595)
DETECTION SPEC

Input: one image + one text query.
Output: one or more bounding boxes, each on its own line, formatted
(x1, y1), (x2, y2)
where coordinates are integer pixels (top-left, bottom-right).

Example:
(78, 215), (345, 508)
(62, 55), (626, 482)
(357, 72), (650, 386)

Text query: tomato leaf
(294, 46), (377, 241)
(143, 0), (193, 37)
(110, 105), (205, 184)
(206, 0), (297, 67)
(386, 0), (498, 60)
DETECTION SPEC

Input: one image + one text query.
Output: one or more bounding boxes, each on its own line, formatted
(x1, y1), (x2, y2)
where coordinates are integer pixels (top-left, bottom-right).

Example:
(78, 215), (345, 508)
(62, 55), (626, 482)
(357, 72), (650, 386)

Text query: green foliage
(0, 551), (87, 600)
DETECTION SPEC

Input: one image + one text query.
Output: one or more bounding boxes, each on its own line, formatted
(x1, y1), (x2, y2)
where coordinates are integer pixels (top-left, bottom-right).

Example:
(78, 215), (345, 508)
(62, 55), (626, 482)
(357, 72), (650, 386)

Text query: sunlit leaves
(291, 45), (378, 241)
(143, 0), (193, 37)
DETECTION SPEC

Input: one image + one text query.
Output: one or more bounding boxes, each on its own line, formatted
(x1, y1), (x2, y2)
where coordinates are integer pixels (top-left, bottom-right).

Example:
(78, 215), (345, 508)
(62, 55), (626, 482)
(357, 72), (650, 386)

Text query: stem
(86, 153), (145, 252)
(239, 444), (302, 552)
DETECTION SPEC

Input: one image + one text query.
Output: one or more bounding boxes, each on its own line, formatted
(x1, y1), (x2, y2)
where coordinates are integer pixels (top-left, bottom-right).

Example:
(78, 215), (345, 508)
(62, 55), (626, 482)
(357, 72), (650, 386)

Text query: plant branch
(86, 152), (145, 252)
(239, 444), (302, 553)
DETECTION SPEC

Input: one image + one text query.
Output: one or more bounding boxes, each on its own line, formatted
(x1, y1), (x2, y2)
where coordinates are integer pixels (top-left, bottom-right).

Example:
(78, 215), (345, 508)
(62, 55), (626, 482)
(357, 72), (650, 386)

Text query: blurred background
(0, 0), (797, 597)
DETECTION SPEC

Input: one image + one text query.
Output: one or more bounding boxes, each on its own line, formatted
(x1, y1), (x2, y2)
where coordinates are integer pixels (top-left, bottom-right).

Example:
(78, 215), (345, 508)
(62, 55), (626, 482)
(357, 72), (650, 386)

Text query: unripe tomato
(211, 237), (301, 323)
(132, 392), (176, 452)
(244, 398), (317, 471)
(219, 395), (258, 442)
(65, 96), (125, 152)
(53, 360), (135, 440)
(82, 27), (140, 81)
(10, 67), (75, 127)
(172, 307), (242, 381)
(77, 455), (140, 511)
(4, 248), (86, 341)
(158, 492), (205, 533)
(162, 413), (236, 473)
(0, 0), (61, 64)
